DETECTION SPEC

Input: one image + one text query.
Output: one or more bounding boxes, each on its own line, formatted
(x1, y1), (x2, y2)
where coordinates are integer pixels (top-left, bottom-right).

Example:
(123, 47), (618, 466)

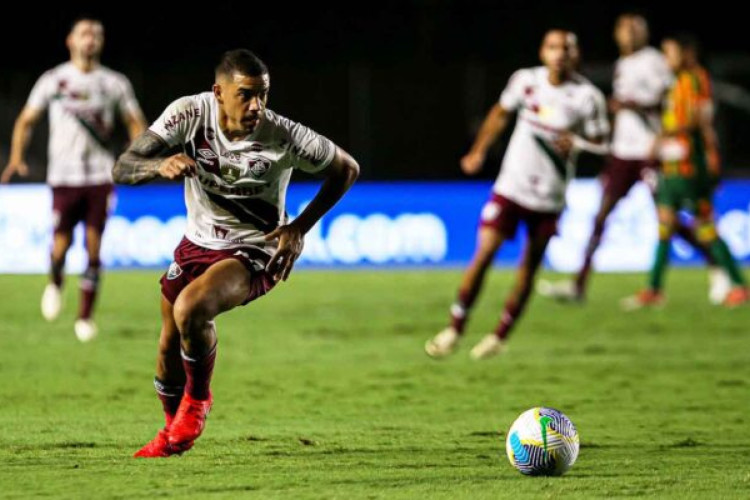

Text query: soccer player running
(425, 30), (609, 360)
(1, 18), (147, 341)
(678, 35), (732, 304)
(620, 35), (748, 309)
(113, 49), (359, 457)
(536, 14), (720, 302)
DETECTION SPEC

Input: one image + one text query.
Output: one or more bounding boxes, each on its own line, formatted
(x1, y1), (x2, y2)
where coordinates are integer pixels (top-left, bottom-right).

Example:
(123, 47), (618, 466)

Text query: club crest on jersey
(167, 262), (182, 280)
(248, 156), (272, 178)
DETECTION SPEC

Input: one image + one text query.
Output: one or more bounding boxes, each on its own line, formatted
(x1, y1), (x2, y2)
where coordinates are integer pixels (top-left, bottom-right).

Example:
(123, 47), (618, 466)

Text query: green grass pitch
(0, 269), (749, 498)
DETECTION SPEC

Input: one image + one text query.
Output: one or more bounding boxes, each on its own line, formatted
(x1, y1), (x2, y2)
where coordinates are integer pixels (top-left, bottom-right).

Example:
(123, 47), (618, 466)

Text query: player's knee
(52, 234), (73, 258)
(173, 290), (216, 334)
(696, 223), (717, 244)
(593, 213), (608, 229)
(658, 222), (673, 241)
(475, 245), (498, 265)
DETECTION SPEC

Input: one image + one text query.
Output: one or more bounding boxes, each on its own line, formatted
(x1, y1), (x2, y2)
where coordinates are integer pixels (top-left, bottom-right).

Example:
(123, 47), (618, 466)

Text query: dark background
(2, 0), (749, 181)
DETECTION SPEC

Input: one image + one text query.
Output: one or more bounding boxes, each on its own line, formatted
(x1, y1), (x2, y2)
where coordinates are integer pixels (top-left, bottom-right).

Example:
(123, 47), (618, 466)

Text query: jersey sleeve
(25, 71), (55, 111)
(114, 75), (143, 118)
(284, 118), (337, 174)
(499, 69), (528, 112)
(148, 96), (200, 147)
(693, 69), (715, 125)
(582, 88), (610, 139)
(639, 53), (674, 106)
(693, 68), (713, 110)
(679, 74), (699, 126)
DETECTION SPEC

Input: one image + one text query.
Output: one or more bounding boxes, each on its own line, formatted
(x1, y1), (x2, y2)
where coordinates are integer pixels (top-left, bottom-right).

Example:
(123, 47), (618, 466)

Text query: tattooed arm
(112, 131), (197, 185)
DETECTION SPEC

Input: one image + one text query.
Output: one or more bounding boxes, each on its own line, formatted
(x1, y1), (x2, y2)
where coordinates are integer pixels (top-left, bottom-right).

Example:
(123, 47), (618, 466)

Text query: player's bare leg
(134, 297), (190, 458)
(41, 230), (72, 321)
(156, 297), (187, 392)
(471, 231), (551, 360)
(168, 258), (255, 446)
(74, 225), (103, 341)
(538, 193), (620, 302)
(575, 193), (620, 298)
(621, 206), (674, 311)
(426, 227), (504, 358)
(674, 221), (714, 264)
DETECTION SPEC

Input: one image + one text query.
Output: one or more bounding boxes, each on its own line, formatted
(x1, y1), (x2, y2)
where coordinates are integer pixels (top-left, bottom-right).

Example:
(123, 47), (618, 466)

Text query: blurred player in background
(676, 34), (733, 304)
(537, 14), (727, 302)
(425, 30), (608, 360)
(114, 49), (359, 457)
(620, 35), (748, 309)
(1, 18), (147, 341)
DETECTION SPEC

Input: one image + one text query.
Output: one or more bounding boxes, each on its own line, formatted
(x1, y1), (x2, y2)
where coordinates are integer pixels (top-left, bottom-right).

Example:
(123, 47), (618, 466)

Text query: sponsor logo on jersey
(164, 107), (201, 131)
(52, 80), (91, 102)
(198, 148), (218, 160)
(222, 151), (242, 162)
(189, 129), (220, 175)
(281, 139), (331, 168)
(248, 156), (271, 177)
(197, 172), (267, 196)
(167, 261), (182, 280)
(220, 164), (242, 183)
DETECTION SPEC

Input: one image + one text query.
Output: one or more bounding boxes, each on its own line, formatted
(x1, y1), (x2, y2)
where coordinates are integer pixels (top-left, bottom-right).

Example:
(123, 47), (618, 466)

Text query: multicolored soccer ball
(505, 407), (579, 476)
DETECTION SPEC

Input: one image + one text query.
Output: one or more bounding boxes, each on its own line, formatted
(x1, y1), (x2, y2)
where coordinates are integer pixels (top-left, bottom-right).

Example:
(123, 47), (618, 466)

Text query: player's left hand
(264, 223), (305, 282)
(553, 132), (574, 157)
(608, 98), (622, 114)
(648, 134), (664, 160)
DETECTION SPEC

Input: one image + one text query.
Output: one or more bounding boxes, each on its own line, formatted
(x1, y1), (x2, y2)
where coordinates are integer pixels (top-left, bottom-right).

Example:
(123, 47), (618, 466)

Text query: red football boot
(724, 286), (750, 308)
(168, 392), (213, 446)
(620, 289), (665, 311)
(134, 428), (194, 458)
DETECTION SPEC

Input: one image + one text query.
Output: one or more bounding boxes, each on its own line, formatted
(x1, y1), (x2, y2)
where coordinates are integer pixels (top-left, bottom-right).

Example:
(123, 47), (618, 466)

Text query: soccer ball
(505, 407), (579, 476)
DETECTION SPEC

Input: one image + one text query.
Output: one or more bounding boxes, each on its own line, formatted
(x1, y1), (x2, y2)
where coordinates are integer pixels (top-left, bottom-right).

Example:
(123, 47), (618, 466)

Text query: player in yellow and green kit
(622, 34), (748, 309)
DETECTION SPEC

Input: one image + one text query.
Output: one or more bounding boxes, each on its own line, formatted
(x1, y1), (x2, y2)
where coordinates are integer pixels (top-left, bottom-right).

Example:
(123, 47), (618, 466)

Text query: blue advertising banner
(1, 180), (749, 273)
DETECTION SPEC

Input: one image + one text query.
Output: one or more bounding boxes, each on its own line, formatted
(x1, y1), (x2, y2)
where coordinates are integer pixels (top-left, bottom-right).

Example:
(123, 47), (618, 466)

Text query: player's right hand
(608, 98), (623, 114)
(460, 151), (485, 175)
(553, 132), (574, 158)
(158, 153), (197, 180)
(1, 161), (29, 183)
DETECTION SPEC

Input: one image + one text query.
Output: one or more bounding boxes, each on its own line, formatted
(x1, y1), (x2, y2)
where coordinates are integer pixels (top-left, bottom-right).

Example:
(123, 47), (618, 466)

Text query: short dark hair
(70, 16), (103, 33)
(216, 49), (268, 79)
(670, 33), (701, 54)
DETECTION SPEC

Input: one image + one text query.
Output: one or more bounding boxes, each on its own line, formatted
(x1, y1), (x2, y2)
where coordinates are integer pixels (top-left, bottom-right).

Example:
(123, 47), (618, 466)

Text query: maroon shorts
(160, 237), (276, 305)
(601, 156), (659, 200)
(51, 183), (114, 234)
(479, 193), (559, 240)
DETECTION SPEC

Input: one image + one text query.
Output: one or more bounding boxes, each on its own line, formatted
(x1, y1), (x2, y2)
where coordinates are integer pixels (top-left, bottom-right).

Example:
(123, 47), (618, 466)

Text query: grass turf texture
(0, 269), (749, 499)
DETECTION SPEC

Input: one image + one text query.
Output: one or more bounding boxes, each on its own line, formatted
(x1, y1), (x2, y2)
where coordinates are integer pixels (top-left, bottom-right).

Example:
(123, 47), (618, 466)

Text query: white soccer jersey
(611, 46), (673, 160)
(494, 66), (609, 213)
(149, 92), (337, 256)
(26, 62), (143, 187)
